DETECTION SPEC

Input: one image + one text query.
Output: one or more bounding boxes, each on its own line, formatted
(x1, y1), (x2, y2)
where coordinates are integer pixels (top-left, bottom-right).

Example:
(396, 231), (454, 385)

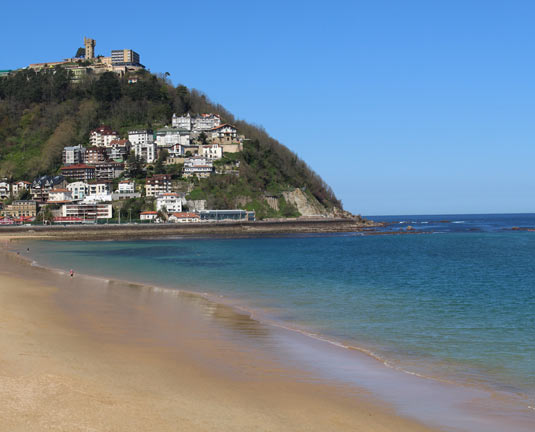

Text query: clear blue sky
(2, 0), (534, 215)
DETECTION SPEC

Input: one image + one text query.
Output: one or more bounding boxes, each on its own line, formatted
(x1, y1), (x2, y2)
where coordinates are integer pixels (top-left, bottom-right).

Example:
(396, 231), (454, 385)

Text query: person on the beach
(70, 269), (74, 278)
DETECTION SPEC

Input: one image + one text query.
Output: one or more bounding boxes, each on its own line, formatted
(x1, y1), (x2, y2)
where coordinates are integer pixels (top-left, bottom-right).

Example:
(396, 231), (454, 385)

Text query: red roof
(140, 211), (157, 215)
(91, 126), (117, 135)
(109, 139), (130, 145)
(209, 124), (236, 131)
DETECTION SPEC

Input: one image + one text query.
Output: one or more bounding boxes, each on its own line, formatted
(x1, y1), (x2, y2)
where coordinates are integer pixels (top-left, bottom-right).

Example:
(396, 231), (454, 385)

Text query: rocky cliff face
(282, 189), (330, 217)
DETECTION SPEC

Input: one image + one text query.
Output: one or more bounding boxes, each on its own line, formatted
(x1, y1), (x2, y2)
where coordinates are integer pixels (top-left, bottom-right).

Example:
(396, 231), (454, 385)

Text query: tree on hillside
(93, 72), (121, 103)
(127, 153), (145, 178)
(75, 47), (85, 58)
(198, 131), (208, 145)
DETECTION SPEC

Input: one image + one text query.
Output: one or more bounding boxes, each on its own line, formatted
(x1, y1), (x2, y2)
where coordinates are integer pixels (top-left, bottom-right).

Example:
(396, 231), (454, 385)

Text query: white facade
(66, 181), (89, 200)
(89, 182), (111, 196)
(140, 211), (157, 221)
(61, 203), (112, 220)
(201, 144), (223, 160)
(117, 180), (135, 193)
(183, 157), (213, 178)
(48, 189), (73, 202)
(128, 130), (154, 146)
(82, 193), (112, 204)
(172, 113), (191, 130)
(133, 142), (157, 163)
(172, 113), (221, 132)
(11, 181), (30, 197)
(155, 127), (191, 148)
(156, 193), (182, 214)
(0, 181), (11, 199)
(90, 127), (119, 147)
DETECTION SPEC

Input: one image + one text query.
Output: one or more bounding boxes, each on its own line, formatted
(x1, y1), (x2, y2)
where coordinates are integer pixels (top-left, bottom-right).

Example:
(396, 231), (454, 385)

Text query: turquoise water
(23, 215), (535, 405)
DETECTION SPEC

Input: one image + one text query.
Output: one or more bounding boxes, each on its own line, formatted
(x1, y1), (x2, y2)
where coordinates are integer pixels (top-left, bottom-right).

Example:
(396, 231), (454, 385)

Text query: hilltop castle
(27, 37), (144, 81)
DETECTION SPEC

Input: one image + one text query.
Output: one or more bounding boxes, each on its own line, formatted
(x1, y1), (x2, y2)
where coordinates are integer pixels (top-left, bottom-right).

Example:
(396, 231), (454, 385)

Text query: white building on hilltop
(172, 113), (221, 132)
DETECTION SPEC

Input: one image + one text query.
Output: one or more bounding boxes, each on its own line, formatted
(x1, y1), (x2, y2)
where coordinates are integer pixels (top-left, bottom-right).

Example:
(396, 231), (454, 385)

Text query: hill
(0, 67), (345, 219)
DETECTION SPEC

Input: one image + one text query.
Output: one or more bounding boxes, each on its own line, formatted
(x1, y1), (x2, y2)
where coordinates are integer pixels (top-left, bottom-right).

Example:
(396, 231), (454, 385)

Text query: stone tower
(84, 37), (95, 59)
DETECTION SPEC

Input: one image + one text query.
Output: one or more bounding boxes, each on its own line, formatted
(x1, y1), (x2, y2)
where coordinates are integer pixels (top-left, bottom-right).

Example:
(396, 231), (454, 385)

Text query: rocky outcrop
(282, 189), (330, 217)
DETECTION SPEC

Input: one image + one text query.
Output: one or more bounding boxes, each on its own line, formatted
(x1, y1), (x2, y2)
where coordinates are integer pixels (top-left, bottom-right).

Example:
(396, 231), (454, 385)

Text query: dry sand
(0, 242), (436, 431)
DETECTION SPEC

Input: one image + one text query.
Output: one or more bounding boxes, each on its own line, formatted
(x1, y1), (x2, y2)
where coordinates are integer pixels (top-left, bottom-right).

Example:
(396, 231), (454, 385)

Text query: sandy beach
(0, 239), (436, 432)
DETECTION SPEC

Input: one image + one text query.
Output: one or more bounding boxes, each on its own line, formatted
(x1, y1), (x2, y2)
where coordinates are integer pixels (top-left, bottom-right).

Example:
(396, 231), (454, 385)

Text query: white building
(195, 113), (221, 131)
(61, 203), (112, 221)
(62, 145), (86, 165)
(117, 180), (135, 193)
(128, 129), (154, 146)
(168, 212), (200, 223)
(133, 142), (157, 163)
(156, 193), (182, 214)
(66, 181), (89, 200)
(172, 113), (192, 130)
(210, 124), (238, 144)
(140, 211), (158, 221)
(172, 113), (221, 132)
(0, 181), (11, 199)
(11, 181), (31, 197)
(88, 181), (111, 196)
(47, 188), (73, 203)
(201, 144), (223, 160)
(183, 157), (213, 178)
(90, 126), (119, 147)
(155, 127), (191, 149)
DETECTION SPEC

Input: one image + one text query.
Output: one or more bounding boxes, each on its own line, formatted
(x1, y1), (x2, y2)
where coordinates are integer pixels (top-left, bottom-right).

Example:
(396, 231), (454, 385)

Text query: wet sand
(0, 244), (434, 432)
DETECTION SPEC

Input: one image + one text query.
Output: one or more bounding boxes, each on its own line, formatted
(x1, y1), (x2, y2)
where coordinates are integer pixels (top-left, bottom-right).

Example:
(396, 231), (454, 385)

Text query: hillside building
(60, 164), (96, 182)
(156, 193), (183, 214)
(62, 145), (86, 165)
(90, 126), (119, 147)
(172, 113), (221, 132)
(145, 174), (171, 197)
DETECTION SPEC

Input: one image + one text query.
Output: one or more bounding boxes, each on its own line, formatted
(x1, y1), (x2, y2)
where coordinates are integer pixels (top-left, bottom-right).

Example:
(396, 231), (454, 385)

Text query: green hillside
(0, 68), (342, 217)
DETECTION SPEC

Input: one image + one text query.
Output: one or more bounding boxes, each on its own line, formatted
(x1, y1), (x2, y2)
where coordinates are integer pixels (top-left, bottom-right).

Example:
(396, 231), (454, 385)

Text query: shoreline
(0, 240), (437, 432)
(0, 218), (392, 241)
(5, 237), (535, 431)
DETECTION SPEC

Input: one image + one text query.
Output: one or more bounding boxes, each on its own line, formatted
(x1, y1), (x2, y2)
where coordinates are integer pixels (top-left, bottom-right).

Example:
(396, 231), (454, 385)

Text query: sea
(20, 213), (535, 431)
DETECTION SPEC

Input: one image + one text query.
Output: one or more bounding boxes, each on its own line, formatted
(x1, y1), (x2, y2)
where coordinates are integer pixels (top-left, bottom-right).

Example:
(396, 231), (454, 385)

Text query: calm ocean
(23, 214), (535, 409)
